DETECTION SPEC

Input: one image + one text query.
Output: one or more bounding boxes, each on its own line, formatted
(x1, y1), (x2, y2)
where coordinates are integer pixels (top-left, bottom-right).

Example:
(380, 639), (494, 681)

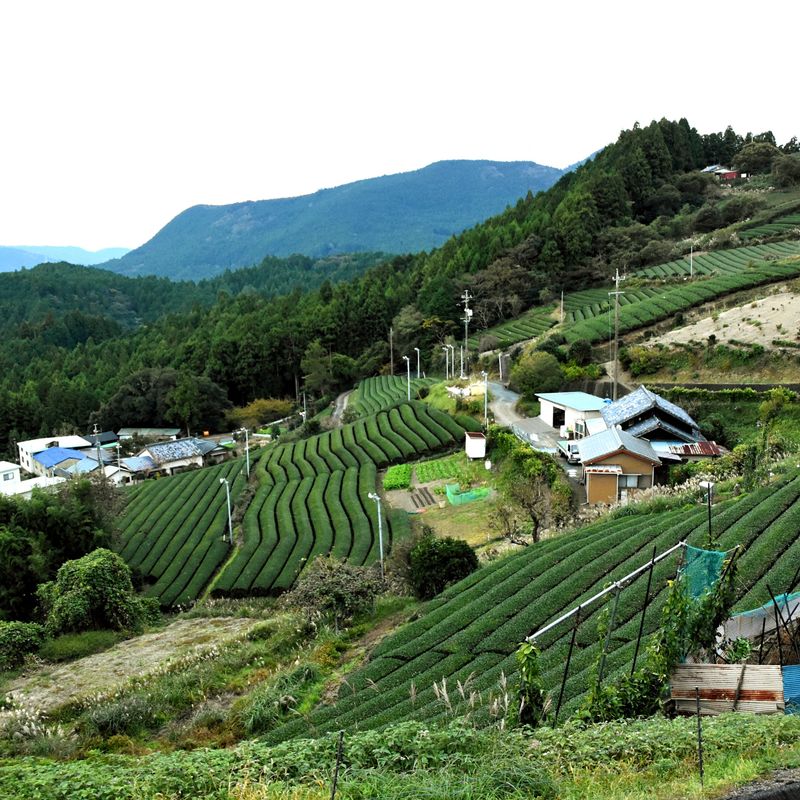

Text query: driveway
(331, 390), (352, 426)
(488, 382), (524, 427)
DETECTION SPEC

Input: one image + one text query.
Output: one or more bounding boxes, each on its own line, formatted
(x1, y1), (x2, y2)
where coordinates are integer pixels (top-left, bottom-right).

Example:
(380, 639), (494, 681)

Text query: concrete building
(17, 435), (92, 476)
(536, 392), (609, 437)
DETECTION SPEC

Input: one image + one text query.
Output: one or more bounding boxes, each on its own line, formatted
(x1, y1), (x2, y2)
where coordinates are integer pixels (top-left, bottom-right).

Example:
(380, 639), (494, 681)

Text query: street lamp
(481, 371), (488, 428)
(367, 492), (385, 582)
(447, 344), (455, 380)
(442, 345), (449, 379)
(237, 427), (250, 478)
(402, 355), (411, 401)
(699, 480), (714, 546)
(414, 347), (420, 380)
(220, 477), (233, 544)
(459, 345), (465, 379)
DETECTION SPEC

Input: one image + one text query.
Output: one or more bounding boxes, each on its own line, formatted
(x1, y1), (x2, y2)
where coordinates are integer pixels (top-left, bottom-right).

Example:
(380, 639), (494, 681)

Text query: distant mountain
(0, 245), (130, 272)
(101, 159), (567, 281)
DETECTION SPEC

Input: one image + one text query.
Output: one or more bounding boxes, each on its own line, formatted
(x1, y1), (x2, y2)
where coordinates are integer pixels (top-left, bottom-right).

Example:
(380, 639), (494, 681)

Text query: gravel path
(720, 768), (800, 799)
(331, 390), (352, 426)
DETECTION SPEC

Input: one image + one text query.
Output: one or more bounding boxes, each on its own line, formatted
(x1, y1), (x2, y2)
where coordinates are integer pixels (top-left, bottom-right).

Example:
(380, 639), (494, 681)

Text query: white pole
(448, 344), (455, 379)
(414, 347), (420, 380)
(368, 492), (384, 582)
(459, 346), (464, 379)
(499, 353), (503, 382)
(690, 245), (694, 278)
(220, 477), (233, 544)
(239, 428), (250, 478)
(115, 442), (121, 470)
(482, 371), (488, 428)
(403, 356), (411, 401)
(442, 346), (449, 379)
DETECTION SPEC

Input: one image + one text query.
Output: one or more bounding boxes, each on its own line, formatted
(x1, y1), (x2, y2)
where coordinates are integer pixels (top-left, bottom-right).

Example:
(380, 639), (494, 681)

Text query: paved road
(488, 382), (524, 427)
(331, 390), (352, 427)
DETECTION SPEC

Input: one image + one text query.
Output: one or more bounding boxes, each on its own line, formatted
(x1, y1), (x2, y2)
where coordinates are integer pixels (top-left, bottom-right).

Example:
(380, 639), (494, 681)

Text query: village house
(17, 435), (92, 476)
(0, 459), (65, 499)
(535, 391), (609, 438)
(136, 437), (230, 476)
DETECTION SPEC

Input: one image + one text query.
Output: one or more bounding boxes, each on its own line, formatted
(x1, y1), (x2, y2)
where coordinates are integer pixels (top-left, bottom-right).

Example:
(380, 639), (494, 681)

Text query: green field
(211, 401), (471, 596)
(740, 213), (800, 241)
(118, 459), (245, 607)
(350, 375), (437, 415)
(469, 308), (555, 351)
(266, 473), (800, 741)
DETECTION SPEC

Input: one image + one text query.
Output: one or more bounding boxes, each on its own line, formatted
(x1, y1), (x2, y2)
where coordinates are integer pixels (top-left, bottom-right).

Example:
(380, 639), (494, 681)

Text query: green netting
(680, 544), (728, 599)
(445, 483), (491, 506)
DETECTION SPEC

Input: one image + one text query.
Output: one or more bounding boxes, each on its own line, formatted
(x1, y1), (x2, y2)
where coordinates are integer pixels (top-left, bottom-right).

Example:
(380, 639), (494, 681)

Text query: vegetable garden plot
(264, 473), (800, 741)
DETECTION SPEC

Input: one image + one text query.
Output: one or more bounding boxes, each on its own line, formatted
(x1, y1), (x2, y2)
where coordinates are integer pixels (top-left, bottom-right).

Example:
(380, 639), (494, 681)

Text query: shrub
(408, 533), (478, 599)
(38, 549), (152, 636)
(0, 621), (44, 670)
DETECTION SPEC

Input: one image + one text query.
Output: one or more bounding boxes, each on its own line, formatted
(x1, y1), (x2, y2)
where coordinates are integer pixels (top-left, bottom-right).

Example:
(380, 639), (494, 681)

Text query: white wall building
(17, 435), (92, 476)
(0, 460), (65, 499)
(536, 392), (609, 438)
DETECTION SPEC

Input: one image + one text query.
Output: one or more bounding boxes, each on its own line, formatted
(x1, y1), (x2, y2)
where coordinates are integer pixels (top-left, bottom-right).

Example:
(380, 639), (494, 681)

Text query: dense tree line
(1, 119), (796, 458)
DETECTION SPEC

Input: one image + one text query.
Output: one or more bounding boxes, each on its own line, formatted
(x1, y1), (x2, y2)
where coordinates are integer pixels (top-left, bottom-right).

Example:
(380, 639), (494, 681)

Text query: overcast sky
(1, 1), (797, 251)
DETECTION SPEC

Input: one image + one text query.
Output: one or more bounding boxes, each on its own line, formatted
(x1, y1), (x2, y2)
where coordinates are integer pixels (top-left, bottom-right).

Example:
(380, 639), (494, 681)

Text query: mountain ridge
(100, 159), (567, 281)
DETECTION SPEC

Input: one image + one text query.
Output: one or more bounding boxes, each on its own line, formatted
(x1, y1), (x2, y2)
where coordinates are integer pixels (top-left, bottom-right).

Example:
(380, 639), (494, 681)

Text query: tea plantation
(350, 375), (437, 415)
(117, 402), (475, 604)
(266, 473), (800, 742)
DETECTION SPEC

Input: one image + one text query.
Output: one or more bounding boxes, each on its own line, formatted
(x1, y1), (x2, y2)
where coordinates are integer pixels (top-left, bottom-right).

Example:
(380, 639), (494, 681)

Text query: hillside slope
(266, 473), (800, 741)
(101, 160), (566, 280)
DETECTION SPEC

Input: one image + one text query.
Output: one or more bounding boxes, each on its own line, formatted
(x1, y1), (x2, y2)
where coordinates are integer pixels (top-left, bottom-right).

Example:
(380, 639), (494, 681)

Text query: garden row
(740, 213), (800, 241)
(212, 401), (472, 596)
(350, 375), (437, 415)
(266, 473), (800, 741)
(117, 459), (245, 608)
(469, 309), (555, 351)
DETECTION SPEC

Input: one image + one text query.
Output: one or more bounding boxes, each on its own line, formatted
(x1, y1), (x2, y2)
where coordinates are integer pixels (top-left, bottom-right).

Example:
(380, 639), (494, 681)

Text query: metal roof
(33, 447), (88, 468)
(577, 426), (661, 465)
(0, 461), (19, 472)
(121, 456), (156, 472)
(600, 386), (698, 430)
(141, 438), (210, 465)
(63, 458), (103, 475)
(585, 417), (608, 436)
(20, 435), (92, 454)
(536, 392), (609, 412)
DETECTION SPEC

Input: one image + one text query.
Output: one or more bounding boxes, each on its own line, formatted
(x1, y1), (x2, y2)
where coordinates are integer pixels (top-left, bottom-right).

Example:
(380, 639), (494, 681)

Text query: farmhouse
(0, 459), (65, 498)
(536, 391), (609, 437)
(137, 437), (228, 476)
(17, 434), (92, 476)
(118, 427), (181, 441)
(577, 426), (661, 505)
(600, 386), (705, 444)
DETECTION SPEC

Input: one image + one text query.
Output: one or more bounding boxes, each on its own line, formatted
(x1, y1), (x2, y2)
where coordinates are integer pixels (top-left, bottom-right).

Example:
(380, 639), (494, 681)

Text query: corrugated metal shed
(671, 664), (784, 715)
(784, 665), (800, 714)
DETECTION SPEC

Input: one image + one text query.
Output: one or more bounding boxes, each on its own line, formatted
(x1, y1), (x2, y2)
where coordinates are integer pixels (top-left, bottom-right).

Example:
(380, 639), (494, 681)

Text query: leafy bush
(0, 621), (44, 670)
(38, 630), (121, 663)
(408, 533), (478, 599)
(38, 549), (152, 636)
(284, 556), (381, 630)
(383, 464), (412, 490)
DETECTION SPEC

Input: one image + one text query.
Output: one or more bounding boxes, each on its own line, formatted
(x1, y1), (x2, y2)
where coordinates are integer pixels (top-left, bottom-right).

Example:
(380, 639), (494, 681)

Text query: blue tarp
(784, 665), (800, 715)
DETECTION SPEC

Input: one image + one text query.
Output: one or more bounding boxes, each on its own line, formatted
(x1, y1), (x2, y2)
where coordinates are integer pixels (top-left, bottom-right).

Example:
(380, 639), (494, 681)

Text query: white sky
(1, 0), (797, 251)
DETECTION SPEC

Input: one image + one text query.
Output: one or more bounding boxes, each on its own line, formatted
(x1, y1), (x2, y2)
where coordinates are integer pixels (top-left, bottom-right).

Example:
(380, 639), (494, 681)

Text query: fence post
(555, 606), (581, 725)
(758, 615), (767, 665)
(631, 545), (657, 675)
(695, 687), (704, 788)
(330, 730), (345, 800)
(597, 584), (621, 689)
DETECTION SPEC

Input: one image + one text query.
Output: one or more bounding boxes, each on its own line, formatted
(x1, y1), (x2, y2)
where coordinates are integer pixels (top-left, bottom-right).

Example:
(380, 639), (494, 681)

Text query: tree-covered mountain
(99, 160), (567, 280)
(0, 246), (129, 272)
(2, 119), (797, 458)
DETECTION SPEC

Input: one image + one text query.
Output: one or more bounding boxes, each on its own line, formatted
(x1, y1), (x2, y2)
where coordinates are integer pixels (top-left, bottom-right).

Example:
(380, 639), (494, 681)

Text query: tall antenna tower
(461, 289), (473, 379)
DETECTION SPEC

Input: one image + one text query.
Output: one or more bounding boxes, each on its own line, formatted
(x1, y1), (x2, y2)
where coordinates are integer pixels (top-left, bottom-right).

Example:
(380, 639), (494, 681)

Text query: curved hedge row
(117, 459), (244, 607)
(265, 473), (800, 742)
(352, 375), (437, 415)
(211, 401), (469, 597)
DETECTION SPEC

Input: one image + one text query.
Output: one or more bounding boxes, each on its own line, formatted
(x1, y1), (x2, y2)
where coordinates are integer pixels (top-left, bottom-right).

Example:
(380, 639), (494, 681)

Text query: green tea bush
(0, 621), (44, 670)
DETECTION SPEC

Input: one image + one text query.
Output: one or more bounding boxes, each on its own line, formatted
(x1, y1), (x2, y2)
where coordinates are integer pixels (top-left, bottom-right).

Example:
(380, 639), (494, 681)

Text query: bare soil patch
(4, 616), (257, 713)
(652, 291), (800, 349)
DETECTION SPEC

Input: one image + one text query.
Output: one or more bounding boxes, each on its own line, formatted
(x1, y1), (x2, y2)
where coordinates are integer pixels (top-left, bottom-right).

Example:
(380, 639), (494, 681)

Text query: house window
(2, 472), (13, 481)
(620, 474), (640, 489)
(575, 420), (586, 439)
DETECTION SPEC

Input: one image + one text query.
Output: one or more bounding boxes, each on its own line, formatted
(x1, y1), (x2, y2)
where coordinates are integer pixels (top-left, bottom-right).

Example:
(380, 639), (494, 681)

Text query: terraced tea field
(740, 213), (800, 241)
(470, 241), (800, 351)
(267, 473), (800, 741)
(350, 375), (437, 415)
(119, 459), (246, 607)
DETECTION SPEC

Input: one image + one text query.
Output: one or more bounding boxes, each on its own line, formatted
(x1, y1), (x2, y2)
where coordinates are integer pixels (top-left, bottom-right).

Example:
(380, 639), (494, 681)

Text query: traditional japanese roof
(536, 391), (609, 412)
(121, 456), (156, 473)
(626, 417), (699, 443)
(33, 447), (88, 469)
(600, 386), (699, 430)
(577, 426), (661, 466)
(141, 438), (211, 465)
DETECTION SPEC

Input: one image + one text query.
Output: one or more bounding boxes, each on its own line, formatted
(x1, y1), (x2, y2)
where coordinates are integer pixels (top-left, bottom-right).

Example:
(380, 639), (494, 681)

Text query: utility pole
(442, 345), (449, 379)
(608, 268), (625, 401)
(447, 344), (455, 380)
(389, 327), (394, 376)
(93, 423), (102, 474)
(461, 289), (473, 377)
(481, 371), (488, 428)
(459, 345), (464, 380)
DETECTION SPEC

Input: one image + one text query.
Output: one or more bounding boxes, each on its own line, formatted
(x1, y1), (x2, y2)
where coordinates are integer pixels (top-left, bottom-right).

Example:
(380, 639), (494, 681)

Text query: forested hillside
(100, 160), (567, 280)
(2, 119), (797, 459)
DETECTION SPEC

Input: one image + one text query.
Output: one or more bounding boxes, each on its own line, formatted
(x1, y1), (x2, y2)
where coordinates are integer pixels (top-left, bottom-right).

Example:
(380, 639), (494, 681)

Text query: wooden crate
(670, 663), (785, 715)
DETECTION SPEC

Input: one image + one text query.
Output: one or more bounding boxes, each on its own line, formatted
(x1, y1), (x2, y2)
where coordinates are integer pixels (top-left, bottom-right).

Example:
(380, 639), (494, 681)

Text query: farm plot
(117, 459), (245, 607)
(212, 401), (467, 597)
(265, 473), (800, 742)
(351, 375), (437, 415)
(741, 213), (800, 241)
